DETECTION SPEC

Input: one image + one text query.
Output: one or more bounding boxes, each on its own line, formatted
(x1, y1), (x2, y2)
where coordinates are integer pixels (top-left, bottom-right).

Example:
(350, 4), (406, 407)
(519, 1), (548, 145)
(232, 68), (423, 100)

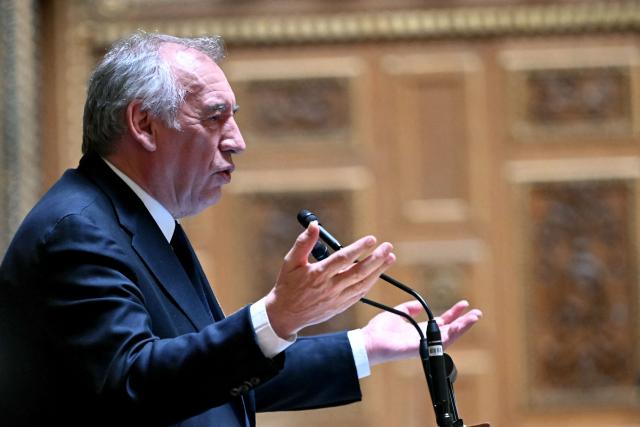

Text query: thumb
(283, 220), (320, 266)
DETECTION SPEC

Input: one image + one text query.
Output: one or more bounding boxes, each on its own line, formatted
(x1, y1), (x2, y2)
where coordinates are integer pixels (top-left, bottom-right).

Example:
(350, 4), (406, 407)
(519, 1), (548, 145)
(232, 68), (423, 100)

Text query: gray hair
(82, 32), (225, 156)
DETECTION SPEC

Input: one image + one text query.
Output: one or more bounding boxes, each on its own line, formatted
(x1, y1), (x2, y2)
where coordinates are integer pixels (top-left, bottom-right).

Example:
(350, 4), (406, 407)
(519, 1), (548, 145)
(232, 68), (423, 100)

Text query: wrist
(264, 290), (295, 339)
(251, 299), (296, 358)
(361, 326), (383, 367)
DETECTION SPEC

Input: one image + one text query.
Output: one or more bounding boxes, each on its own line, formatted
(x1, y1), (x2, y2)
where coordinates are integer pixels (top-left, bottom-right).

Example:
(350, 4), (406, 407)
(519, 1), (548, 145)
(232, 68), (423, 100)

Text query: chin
(175, 191), (222, 218)
(197, 190), (222, 213)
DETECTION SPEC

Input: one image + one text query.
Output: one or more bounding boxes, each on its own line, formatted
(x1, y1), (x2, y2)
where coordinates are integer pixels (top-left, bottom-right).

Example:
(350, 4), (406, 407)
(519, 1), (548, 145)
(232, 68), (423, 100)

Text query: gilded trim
(90, 1), (640, 46)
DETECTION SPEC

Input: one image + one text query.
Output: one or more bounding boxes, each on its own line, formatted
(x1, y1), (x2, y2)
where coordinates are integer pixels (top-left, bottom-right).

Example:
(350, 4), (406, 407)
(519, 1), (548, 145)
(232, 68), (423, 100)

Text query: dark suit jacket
(0, 153), (362, 426)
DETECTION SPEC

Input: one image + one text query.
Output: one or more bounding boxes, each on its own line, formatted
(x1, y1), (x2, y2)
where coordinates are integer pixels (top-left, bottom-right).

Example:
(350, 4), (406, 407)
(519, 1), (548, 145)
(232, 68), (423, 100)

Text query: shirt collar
(102, 158), (176, 242)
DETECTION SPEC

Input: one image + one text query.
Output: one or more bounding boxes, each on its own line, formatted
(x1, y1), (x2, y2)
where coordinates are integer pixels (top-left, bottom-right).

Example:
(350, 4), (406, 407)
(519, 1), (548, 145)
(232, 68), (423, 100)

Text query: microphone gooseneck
(298, 209), (459, 427)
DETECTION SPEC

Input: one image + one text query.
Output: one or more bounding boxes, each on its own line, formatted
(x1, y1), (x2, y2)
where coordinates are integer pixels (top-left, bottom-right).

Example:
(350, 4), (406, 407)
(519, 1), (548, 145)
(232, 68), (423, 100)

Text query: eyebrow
(208, 103), (240, 114)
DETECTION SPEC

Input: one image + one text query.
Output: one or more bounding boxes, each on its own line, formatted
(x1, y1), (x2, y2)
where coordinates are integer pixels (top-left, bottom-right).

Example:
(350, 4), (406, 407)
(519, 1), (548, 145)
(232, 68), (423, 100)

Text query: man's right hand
(264, 221), (396, 338)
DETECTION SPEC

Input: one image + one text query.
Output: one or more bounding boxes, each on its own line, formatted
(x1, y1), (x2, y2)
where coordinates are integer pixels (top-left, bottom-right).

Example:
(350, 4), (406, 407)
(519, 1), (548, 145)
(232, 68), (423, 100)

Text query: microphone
(427, 319), (455, 427)
(298, 209), (343, 251)
(298, 209), (458, 427)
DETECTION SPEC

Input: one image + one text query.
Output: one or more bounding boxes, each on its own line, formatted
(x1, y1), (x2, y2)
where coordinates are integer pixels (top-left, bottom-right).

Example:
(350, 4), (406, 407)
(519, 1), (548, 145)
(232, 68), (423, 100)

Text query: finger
(333, 241), (393, 285)
(452, 310), (483, 333)
(320, 235), (378, 278)
(436, 300), (470, 326)
(444, 310), (483, 347)
(283, 221), (320, 266)
(393, 300), (424, 317)
(338, 251), (395, 302)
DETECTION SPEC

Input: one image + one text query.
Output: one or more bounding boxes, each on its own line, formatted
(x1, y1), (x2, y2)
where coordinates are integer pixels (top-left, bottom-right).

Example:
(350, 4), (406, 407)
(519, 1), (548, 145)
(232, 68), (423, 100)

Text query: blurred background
(2, 0), (640, 425)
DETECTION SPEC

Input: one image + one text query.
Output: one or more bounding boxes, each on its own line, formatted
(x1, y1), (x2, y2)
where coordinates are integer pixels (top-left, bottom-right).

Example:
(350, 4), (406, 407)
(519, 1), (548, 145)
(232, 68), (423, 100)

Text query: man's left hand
(361, 300), (482, 366)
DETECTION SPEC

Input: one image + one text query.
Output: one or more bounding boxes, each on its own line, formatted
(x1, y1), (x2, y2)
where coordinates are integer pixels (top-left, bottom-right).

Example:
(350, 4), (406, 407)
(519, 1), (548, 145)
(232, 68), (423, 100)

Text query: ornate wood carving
(224, 56), (366, 169)
(526, 180), (637, 405)
(420, 264), (468, 314)
(234, 77), (351, 142)
(526, 67), (630, 126)
(502, 46), (640, 141)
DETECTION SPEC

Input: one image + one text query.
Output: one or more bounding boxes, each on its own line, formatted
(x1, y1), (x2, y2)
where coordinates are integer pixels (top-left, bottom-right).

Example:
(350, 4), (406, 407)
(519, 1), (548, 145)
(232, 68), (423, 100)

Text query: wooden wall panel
(501, 46), (640, 143)
(380, 52), (485, 228)
(507, 157), (640, 425)
(225, 56), (367, 153)
(525, 179), (636, 406)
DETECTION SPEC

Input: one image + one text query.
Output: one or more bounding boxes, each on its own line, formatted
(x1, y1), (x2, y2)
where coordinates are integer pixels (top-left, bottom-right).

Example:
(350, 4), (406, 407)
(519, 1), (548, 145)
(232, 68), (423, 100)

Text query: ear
(125, 100), (156, 152)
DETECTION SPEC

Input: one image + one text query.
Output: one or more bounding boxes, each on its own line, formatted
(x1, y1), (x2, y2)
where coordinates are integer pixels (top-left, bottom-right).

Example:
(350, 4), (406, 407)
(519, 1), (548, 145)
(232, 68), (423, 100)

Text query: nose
(220, 118), (246, 154)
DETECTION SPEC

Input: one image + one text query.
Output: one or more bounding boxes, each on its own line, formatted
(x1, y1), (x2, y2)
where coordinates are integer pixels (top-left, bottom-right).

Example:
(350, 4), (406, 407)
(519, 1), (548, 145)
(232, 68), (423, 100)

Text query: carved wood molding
(395, 239), (486, 264)
(229, 166), (372, 193)
(89, 1), (640, 46)
(506, 157), (640, 183)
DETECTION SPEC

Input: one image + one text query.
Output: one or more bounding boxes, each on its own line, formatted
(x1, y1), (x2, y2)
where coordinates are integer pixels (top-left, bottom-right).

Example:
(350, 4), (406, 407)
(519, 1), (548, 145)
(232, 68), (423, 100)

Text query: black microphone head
(297, 208), (343, 250)
(297, 209), (319, 227)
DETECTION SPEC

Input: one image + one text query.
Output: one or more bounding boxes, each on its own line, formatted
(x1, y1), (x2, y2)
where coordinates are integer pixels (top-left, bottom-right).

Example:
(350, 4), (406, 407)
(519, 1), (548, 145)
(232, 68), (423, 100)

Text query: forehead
(160, 42), (233, 101)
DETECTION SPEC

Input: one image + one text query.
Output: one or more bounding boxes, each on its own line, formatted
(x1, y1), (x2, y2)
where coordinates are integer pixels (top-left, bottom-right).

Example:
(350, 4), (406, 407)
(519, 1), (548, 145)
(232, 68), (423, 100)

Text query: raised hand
(265, 221), (396, 338)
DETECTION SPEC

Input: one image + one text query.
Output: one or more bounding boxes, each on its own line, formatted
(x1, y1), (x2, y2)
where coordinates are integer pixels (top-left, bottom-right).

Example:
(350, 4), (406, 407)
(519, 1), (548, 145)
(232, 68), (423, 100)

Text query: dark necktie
(170, 222), (249, 426)
(170, 222), (216, 321)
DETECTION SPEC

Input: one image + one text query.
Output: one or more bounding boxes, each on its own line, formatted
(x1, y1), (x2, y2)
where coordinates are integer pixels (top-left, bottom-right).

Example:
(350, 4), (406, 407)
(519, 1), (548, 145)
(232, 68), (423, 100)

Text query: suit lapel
(78, 153), (213, 330)
(131, 220), (213, 329)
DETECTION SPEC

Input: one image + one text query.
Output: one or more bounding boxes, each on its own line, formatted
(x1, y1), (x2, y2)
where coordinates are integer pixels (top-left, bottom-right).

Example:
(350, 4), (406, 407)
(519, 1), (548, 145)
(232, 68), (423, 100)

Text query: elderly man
(0, 33), (481, 426)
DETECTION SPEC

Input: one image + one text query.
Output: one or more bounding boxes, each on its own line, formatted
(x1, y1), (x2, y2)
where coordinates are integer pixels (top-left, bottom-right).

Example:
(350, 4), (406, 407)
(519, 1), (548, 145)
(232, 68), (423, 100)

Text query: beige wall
(4, 0), (640, 425)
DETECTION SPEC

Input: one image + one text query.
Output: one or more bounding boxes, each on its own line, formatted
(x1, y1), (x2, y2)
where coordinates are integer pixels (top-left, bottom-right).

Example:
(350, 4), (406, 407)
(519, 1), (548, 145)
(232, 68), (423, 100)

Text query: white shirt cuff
(347, 329), (371, 379)
(250, 298), (296, 358)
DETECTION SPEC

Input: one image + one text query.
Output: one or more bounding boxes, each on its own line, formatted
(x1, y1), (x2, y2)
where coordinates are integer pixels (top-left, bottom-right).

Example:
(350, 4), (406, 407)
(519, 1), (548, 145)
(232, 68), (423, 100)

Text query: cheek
(196, 129), (220, 160)
(174, 128), (220, 182)
(188, 138), (216, 169)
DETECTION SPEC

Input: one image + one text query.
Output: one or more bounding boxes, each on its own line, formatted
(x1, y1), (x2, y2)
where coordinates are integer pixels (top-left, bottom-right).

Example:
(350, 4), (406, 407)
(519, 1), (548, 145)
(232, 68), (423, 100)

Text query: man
(0, 33), (482, 426)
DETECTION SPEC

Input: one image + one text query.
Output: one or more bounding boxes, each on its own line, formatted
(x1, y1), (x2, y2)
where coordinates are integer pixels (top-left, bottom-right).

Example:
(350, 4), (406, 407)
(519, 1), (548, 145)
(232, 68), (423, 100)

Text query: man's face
(151, 44), (246, 218)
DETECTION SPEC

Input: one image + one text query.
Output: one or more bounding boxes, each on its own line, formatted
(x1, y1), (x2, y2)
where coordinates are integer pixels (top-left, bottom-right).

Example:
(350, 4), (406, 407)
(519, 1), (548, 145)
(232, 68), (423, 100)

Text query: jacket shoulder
(1, 168), (119, 273)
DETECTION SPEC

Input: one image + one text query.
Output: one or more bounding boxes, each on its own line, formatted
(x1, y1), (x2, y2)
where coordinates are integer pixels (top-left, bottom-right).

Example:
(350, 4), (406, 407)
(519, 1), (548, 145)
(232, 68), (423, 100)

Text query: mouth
(216, 168), (233, 183)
